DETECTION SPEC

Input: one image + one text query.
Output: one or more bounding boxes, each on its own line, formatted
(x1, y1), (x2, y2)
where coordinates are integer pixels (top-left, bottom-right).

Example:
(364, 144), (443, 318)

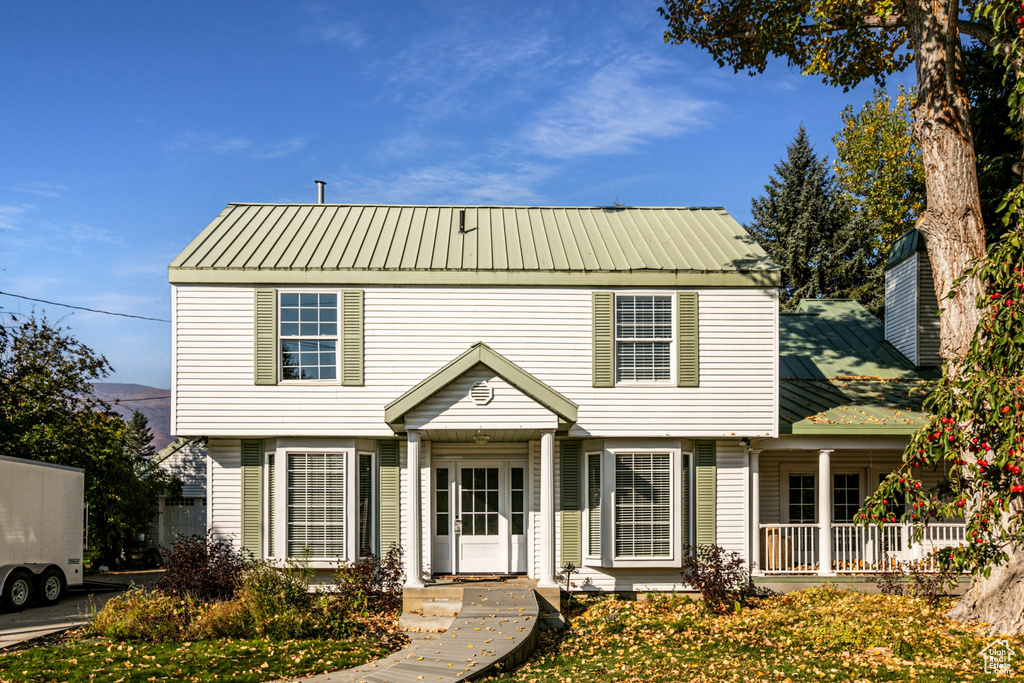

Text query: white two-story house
(170, 202), (781, 592)
(169, 203), (963, 593)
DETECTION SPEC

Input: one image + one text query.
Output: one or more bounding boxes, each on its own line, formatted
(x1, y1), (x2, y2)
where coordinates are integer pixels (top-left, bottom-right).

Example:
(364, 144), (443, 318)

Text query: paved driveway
(0, 584), (122, 650)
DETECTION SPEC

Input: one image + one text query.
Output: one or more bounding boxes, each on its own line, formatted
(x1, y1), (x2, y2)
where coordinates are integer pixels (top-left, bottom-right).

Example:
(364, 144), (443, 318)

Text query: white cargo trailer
(0, 455), (84, 611)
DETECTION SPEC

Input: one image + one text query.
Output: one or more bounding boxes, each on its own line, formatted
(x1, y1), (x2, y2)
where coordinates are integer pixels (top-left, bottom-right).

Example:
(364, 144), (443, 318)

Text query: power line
(109, 395), (171, 402)
(0, 291), (170, 322)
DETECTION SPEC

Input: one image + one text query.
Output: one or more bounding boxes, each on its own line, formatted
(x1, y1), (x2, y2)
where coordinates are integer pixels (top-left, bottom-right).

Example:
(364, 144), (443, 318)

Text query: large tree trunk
(904, 0), (986, 359)
(947, 553), (1024, 635)
(903, 1), (1024, 633)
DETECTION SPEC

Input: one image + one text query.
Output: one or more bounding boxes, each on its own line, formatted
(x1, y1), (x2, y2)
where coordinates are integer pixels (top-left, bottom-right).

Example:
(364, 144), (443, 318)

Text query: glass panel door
(461, 467), (499, 536)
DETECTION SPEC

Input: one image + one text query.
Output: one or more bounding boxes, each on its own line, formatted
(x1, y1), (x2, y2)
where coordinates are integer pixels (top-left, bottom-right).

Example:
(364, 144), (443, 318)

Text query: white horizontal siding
(406, 368), (556, 431)
(885, 256), (918, 365)
(158, 441), (207, 498)
(173, 285), (776, 437)
(715, 440), (746, 557)
(207, 439), (241, 547)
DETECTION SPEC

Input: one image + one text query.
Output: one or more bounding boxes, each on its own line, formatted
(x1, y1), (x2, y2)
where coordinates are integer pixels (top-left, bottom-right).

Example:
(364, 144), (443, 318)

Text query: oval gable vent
(470, 381), (494, 406)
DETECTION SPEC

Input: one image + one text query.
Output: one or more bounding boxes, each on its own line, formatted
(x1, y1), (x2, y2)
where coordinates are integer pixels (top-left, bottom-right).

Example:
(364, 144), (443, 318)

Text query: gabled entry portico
(384, 343), (578, 589)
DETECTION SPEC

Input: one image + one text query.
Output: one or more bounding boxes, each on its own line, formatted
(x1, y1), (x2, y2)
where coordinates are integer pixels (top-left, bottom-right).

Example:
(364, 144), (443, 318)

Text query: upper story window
(616, 295), (672, 382)
(280, 292), (338, 381)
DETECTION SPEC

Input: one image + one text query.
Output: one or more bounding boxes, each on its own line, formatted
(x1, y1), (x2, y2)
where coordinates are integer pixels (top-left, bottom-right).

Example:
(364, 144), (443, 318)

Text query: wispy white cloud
(164, 132), (309, 159)
(520, 57), (712, 159)
(5, 182), (65, 198)
(297, 4), (366, 49)
(0, 203), (31, 231)
(337, 162), (553, 205)
(304, 21), (366, 49)
(53, 222), (125, 246)
(253, 136), (310, 160)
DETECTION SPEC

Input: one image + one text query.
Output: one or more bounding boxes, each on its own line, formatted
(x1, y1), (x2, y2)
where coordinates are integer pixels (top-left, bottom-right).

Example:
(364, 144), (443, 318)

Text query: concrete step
(421, 598), (462, 617)
(398, 612), (455, 633)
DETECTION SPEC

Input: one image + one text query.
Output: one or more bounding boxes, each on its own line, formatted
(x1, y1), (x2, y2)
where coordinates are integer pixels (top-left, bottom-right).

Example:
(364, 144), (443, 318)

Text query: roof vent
(470, 381), (493, 406)
(315, 180), (326, 204)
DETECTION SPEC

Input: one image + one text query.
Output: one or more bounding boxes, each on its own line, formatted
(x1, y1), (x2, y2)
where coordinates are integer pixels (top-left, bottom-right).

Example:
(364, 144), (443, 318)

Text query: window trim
(583, 449), (603, 566)
(780, 465), (816, 525)
(277, 289), (340, 384)
(602, 440), (684, 568)
(357, 450), (377, 559)
(271, 439), (357, 567)
(612, 291), (676, 386)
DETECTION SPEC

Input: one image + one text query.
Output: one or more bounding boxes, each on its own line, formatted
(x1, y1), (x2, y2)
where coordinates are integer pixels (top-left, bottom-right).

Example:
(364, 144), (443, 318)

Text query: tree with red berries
(864, 231), (1024, 633)
(658, 0), (1024, 632)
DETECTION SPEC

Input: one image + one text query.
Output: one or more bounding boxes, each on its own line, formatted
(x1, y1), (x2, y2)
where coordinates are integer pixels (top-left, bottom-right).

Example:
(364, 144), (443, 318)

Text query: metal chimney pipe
(315, 180), (326, 204)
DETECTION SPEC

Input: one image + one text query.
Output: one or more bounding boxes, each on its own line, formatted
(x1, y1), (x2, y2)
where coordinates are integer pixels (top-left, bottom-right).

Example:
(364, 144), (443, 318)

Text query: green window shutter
(254, 289), (277, 385)
(559, 442), (582, 567)
(695, 440), (716, 548)
(680, 452), (690, 552)
(378, 441), (400, 553)
(677, 292), (699, 387)
(592, 291), (614, 388)
(341, 290), (364, 386)
(267, 451), (275, 557)
(241, 440), (263, 559)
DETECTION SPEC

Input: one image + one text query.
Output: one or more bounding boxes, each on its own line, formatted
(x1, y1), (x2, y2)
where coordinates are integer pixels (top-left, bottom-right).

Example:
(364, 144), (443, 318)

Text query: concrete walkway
(296, 585), (540, 683)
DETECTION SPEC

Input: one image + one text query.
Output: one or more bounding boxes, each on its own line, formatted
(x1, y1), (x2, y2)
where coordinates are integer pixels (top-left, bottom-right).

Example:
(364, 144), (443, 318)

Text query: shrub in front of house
(91, 546), (406, 643)
(155, 533), (248, 602)
(680, 544), (752, 613)
(90, 589), (198, 642)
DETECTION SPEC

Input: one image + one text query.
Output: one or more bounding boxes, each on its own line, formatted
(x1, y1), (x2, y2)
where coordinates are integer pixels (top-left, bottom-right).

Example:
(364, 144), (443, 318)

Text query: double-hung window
(280, 292), (338, 381)
(286, 452), (346, 559)
(613, 452), (672, 559)
(616, 295), (672, 382)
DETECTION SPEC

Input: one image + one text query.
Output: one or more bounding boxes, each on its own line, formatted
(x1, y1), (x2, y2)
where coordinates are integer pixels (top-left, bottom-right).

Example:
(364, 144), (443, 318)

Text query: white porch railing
(759, 523), (966, 574)
(761, 524), (819, 573)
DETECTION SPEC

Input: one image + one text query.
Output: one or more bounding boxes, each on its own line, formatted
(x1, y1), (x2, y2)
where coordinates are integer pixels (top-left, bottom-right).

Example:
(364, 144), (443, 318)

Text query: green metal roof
(779, 299), (933, 434)
(885, 228), (927, 269)
(384, 342), (578, 432)
(169, 204), (780, 286)
(781, 299), (918, 380)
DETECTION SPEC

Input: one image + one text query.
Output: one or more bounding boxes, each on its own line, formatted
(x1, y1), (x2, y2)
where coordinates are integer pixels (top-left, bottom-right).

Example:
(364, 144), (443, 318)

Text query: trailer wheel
(2, 570), (34, 611)
(35, 568), (66, 606)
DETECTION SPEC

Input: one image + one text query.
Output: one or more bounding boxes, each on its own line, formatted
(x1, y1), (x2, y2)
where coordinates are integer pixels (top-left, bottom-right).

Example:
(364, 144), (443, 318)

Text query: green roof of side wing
(384, 342), (578, 432)
(886, 228), (927, 269)
(779, 299), (934, 435)
(169, 204), (780, 286)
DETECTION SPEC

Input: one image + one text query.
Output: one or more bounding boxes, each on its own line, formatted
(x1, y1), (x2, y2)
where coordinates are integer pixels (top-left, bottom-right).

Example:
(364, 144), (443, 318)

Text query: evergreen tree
(123, 410), (156, 463)
(747, 127), (882, 315)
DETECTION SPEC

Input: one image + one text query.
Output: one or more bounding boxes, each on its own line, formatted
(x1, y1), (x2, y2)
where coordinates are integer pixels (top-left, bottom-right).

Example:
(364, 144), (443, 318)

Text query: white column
(539, 430), (557, 587)
(405, 430), (424, 588)
(750, 449), (761, 575)
(818, 449), (833, 577)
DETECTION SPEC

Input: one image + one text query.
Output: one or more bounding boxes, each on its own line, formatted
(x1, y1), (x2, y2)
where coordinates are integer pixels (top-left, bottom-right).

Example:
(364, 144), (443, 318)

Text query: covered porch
(384, 342), (579, 590)
(749, 444), (964, 576)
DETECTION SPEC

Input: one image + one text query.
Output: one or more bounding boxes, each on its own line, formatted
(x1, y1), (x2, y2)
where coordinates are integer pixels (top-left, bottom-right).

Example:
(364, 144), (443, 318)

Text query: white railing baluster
(761, 523), (965, 574)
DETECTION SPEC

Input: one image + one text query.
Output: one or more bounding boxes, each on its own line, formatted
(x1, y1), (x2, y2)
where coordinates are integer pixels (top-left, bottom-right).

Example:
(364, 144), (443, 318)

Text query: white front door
(457, 464), (505, 573)
(430, 460), (528, 575)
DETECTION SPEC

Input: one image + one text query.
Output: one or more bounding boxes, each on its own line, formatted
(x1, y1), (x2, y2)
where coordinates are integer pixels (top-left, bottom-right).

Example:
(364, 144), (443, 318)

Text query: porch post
(818, 449), (833, 577)
(539, 429), (557, 587)
(750, 449), (761, 575)
(405, 430), (424, 588)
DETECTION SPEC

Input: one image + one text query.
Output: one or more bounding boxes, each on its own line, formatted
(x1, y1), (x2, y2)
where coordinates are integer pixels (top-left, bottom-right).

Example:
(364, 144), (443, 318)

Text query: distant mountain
(91, 383), (173, 451)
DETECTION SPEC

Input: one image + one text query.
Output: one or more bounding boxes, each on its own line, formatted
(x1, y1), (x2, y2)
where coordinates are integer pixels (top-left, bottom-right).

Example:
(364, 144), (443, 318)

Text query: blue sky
(0, 1), (913, 389)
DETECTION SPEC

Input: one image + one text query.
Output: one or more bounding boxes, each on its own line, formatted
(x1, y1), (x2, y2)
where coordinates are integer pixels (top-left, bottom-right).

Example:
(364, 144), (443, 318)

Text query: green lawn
(0, 634), (390, 683)
(483, 587), (1024, 682)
